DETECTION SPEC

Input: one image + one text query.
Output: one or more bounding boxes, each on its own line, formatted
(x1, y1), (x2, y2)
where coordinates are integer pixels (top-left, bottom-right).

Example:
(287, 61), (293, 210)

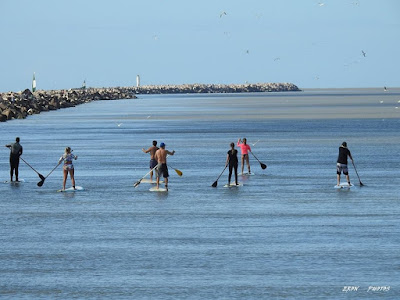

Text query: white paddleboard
(241, 172), (255, 176)
(57, 186), (84, 192)
(334, 182), (354, 189)
(149, 187), (168, 192)
(4, 179), (25, 184)
(223, 182), (242, 188)
(140, 179), (164, 184)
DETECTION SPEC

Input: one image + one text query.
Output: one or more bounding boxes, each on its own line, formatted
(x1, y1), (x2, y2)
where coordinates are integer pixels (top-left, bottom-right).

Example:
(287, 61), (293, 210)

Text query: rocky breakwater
(0, 82), (300, 122)
(134, 82), (300, 94)
(0, 87), (137, 122)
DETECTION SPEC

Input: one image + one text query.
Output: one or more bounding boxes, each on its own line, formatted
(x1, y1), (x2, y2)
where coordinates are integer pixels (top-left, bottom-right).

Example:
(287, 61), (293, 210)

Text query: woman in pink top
(237, 138), (251, 175)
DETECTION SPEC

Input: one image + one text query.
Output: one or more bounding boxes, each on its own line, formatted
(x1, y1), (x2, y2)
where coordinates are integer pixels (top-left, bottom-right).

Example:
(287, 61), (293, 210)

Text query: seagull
(220, 11), (227, 18)
(117, 123), (123, 127)
(251, 139), (260, 146)
(274, 57), (280, 61)
(384, 86), (388, 92)
(245, 50), (250, 54)
(361, 50), (366, 57)
(380, 100), (384, 104)
(146, 115), (151, 119)
(318, 2), (325, 6)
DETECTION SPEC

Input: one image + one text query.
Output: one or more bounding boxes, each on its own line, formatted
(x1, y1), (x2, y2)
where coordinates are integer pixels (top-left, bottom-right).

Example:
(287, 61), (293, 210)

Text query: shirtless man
(142, 140), (159, 182)
(154, 142), (175, 190)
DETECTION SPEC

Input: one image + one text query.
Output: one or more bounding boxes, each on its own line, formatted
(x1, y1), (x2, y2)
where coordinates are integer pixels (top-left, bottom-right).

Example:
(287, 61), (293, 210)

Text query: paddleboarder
(226, 142), (239, 186)
(337, 141), (353, 187)
(142, 140), (159, 182)
(5, 137), (23, 182)
(59, 147), (78, 191)
(237, 138), (251, 175)
(154, 142), (175, 190)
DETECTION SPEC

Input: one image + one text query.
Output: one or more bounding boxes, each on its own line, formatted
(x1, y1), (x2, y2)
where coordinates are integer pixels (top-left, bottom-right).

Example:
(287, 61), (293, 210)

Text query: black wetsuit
(7, 142), (23, 181)
(227, 149), (238, 184)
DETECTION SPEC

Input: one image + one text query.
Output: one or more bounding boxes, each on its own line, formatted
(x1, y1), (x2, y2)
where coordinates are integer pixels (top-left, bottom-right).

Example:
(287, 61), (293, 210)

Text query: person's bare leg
(346, 174), (351, 185)
(246, 156), (251, 174)
(63, 169), (68, 190)
(70, 169), (76, 189)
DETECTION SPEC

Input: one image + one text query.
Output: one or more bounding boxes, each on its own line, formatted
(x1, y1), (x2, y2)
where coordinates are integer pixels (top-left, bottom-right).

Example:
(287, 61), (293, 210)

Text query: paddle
(250, 151), (267, 170)
(211, 164), (228, 187)
(37, 161), (62, 187)
(37, 151), (72, 187)
(19, 157), (46, 181)
(351, 160), (364, 186)
(134, 162), (161, 188)
(169, 165), (183, 176)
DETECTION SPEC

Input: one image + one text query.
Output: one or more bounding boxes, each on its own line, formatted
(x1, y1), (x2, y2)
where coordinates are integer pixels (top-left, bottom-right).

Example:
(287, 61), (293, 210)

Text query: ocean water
(0, 89), (399, 299)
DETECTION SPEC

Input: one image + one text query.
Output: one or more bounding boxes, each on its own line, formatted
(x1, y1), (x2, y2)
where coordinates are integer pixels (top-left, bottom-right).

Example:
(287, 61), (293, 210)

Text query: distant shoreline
(0, 82), (300, 122)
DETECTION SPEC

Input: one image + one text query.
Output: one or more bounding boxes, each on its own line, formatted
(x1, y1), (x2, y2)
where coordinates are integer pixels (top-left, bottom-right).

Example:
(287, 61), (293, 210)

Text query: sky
(0, 0), (399, 92)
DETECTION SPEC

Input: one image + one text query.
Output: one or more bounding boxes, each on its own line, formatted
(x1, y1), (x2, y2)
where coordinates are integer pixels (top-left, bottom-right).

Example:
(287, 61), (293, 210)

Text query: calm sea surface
(1, 89), (399, 299)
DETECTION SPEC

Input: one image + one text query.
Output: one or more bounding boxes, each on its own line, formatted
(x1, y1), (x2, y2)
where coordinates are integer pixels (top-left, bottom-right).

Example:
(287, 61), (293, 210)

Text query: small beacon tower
(136, 75), (140, 87)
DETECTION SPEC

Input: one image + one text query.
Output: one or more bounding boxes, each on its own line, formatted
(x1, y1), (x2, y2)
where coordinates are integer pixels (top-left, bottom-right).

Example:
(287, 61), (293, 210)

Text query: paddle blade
(39, 174), (45, 181)
(359, 181), (364, 187)
(37, 180), (44, 187)
(133, 180), (141, 188)
(174, 169), (183, 176)
(211, 181), (218, 187)
(261, 163), (267, 169)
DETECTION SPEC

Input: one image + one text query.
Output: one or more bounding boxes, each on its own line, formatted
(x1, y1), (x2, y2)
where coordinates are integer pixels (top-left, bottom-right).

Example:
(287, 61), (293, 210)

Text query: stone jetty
(0, 82), (300, 122)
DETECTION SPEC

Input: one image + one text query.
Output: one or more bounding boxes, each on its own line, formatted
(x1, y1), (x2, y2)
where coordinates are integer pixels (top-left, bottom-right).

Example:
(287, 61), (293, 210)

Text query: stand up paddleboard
(140, 179), (164, 184)
(223, 182), (242, 188)
(241, 172), (255, 176)
(4, 179), (25, 184)
(57, 186), (84, 192)
(149, 187), (168, 192)
(334, 182), (354, 189)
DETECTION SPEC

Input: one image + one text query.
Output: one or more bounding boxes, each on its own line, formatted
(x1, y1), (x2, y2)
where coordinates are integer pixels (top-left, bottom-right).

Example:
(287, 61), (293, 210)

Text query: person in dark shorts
(5, 137), (23, 182)
(226, 142), (239, 186)
(154, 142), (175, 190)
(337, 141), (353, 186)
(142, 140), (159, 182)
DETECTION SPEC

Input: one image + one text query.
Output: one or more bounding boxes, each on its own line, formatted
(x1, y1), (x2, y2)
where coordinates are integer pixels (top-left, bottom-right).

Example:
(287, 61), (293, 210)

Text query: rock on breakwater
(0, 83), (300, 122)
(0, 87), (137, 122)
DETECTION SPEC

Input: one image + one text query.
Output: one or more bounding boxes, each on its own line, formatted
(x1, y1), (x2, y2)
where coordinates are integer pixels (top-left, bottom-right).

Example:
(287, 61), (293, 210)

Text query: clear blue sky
(0, 0), (399, 92)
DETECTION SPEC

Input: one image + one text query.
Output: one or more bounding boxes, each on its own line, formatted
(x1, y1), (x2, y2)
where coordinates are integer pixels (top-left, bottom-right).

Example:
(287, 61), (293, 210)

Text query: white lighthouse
(32, 72), (36, 92)
(136, 75), (140, 87)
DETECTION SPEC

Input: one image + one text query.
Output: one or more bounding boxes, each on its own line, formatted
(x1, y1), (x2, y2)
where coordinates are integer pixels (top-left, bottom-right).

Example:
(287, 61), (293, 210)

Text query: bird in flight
(361, 50), (366, 57)
(251, 139), (260, 146)
(220, 11), (227, 18)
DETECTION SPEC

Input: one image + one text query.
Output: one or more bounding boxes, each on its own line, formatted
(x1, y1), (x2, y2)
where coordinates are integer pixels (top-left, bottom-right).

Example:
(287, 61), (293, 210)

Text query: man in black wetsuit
(5, 137), (23, 182)
(336, 141), (353, 186)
